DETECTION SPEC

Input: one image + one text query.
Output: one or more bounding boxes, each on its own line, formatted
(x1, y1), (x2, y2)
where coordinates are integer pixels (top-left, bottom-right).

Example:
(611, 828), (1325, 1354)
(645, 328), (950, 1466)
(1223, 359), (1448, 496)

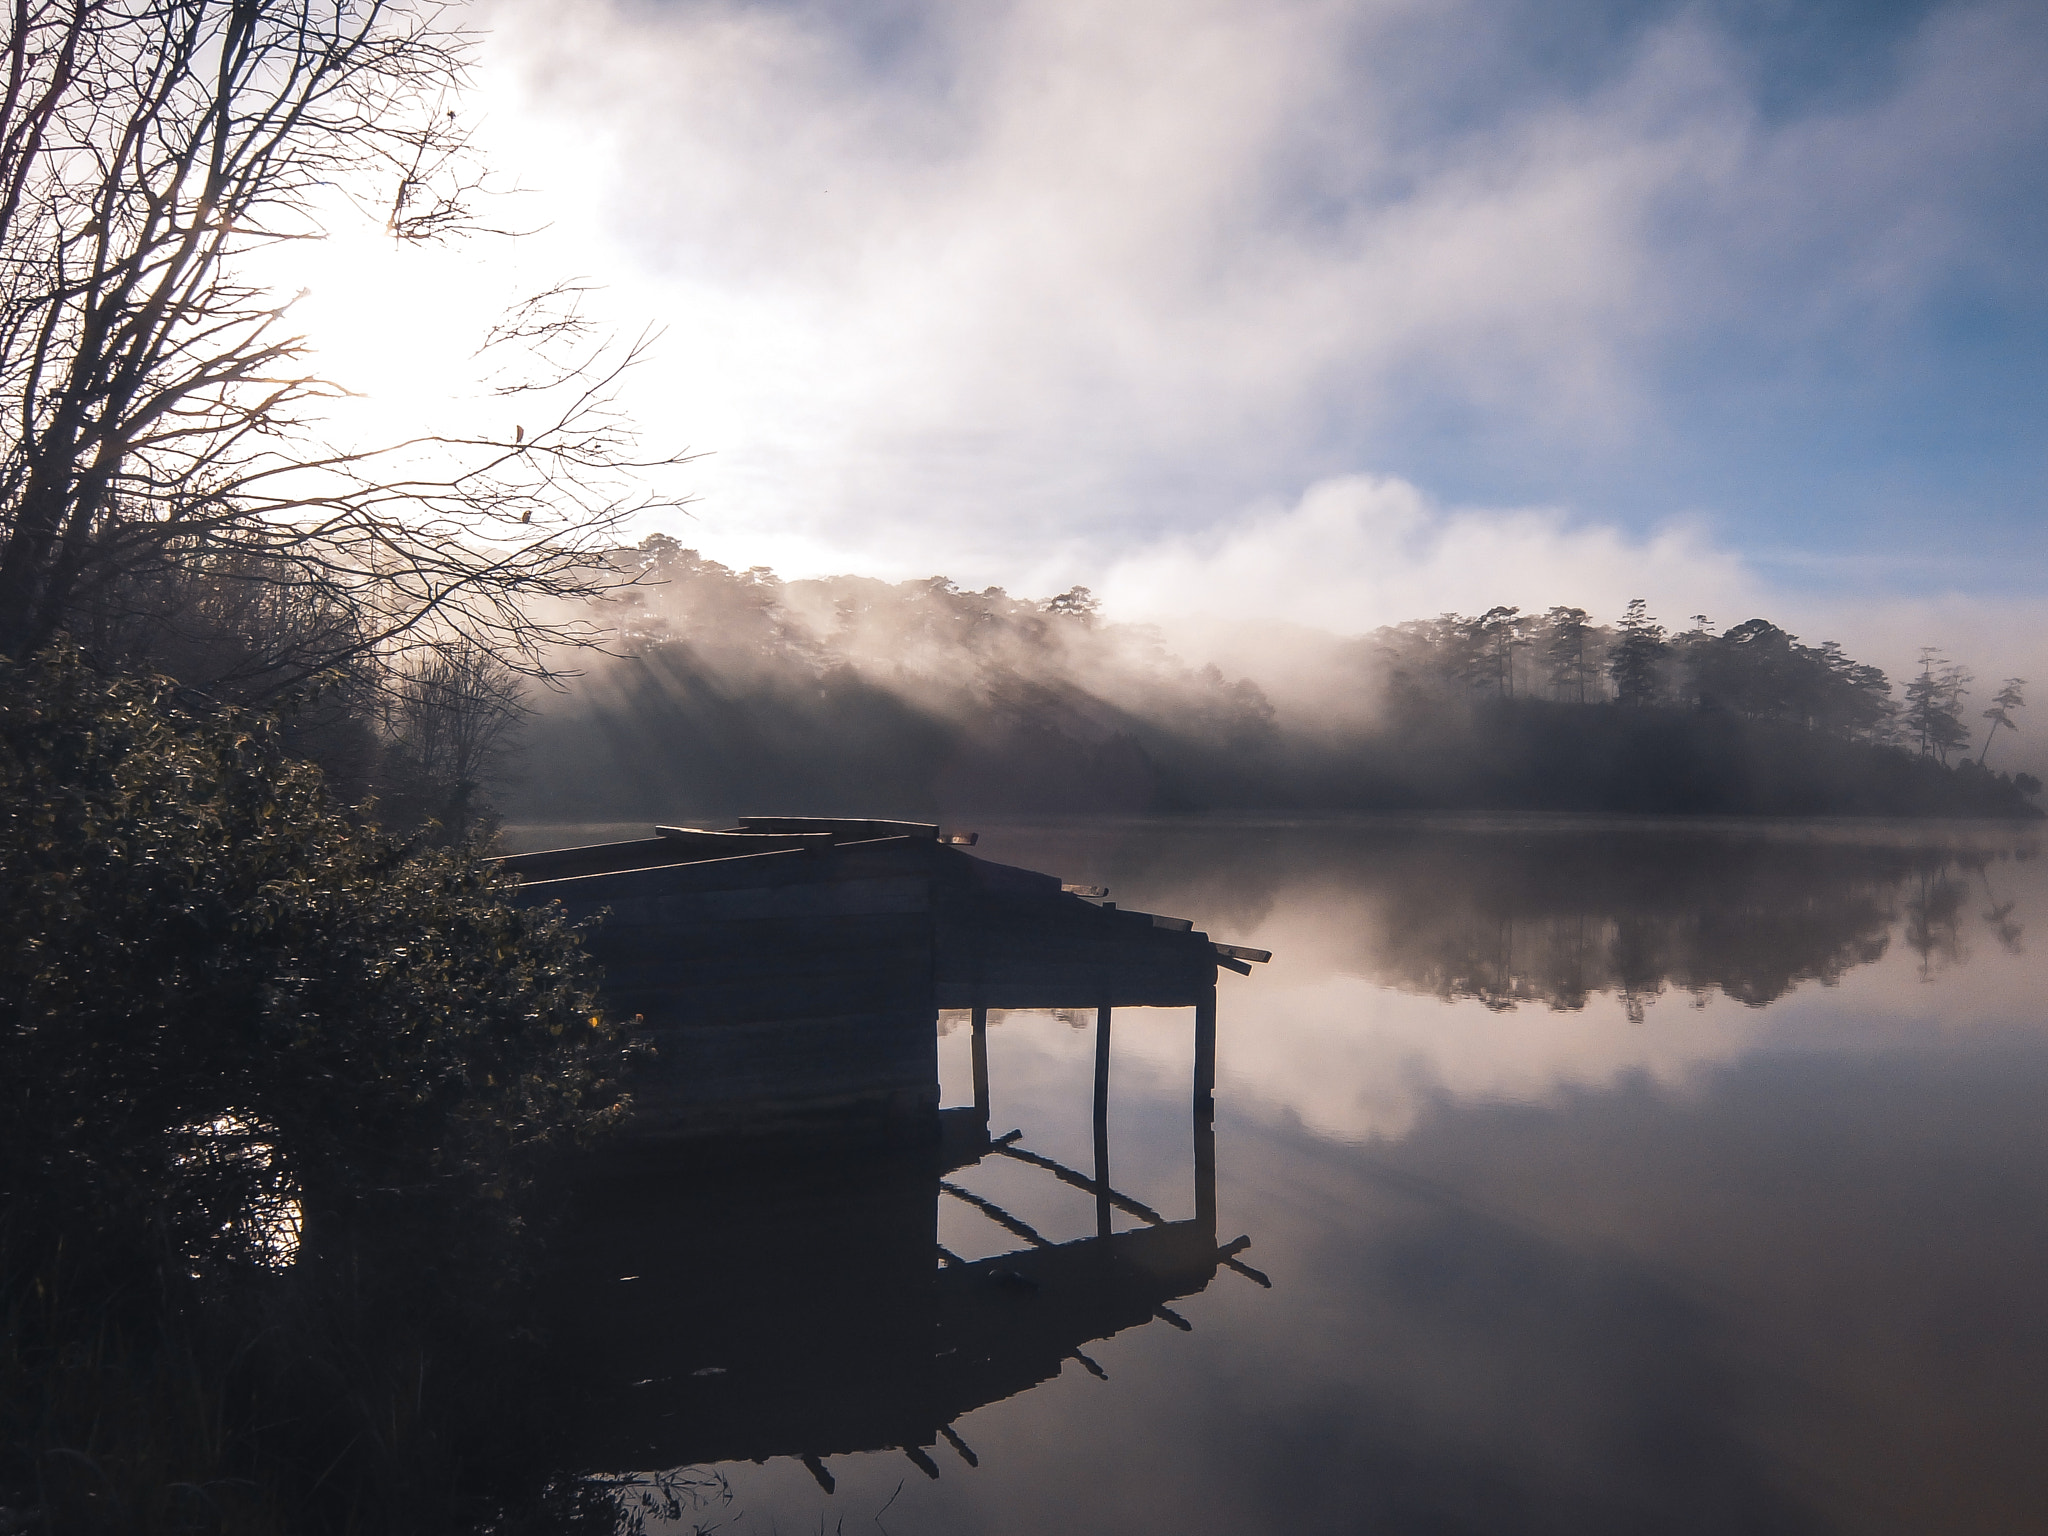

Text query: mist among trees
(509, 538), (2040, 824)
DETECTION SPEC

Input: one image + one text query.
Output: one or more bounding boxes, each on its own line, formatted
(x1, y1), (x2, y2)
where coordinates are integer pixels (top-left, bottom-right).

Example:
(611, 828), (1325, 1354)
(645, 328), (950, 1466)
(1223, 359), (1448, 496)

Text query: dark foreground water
(508, 816), (2048, 1536)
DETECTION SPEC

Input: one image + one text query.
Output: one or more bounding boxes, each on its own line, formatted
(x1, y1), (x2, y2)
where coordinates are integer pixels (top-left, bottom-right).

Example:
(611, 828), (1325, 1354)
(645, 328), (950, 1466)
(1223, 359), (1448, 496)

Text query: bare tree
(378, 639), (526, 836)
(0, 0), (686, 681)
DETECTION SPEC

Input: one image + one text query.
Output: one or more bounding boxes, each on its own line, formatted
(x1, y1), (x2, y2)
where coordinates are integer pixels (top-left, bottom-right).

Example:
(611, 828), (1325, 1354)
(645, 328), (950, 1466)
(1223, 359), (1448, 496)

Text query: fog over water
(519, 815), (2048, 1534)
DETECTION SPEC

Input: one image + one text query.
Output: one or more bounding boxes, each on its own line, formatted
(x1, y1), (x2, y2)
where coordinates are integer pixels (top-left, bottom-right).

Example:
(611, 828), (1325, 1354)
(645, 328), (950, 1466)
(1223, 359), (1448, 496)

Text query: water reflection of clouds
(1018, 1024), (2048, 1536)
(777, 1010), (2048, 1535)
(1216, 874), (2048, 1144)
(1219, 977), (1766, 1144)
(969, 822), (2048, 1146)
(1323, 1046), (2048, 1536)
(583, 821), (2048, 1534)
(1191, 1150), (1833, 1536)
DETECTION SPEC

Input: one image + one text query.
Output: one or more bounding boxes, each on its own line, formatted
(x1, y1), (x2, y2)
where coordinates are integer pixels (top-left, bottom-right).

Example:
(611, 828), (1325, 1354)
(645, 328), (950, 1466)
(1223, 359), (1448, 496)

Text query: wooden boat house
(501, 816), (1269, 1143)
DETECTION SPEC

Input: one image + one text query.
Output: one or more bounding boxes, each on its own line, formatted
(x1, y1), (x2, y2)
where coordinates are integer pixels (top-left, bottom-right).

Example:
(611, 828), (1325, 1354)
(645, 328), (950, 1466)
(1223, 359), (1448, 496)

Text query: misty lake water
(503, 815), (2048, 1536)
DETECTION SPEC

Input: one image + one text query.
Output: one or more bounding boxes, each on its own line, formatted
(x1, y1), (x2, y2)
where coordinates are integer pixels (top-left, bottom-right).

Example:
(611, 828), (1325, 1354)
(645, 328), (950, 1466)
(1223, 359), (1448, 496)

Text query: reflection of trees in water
(1357, 836), (2031, 1014)
(1904, 869), (1970, 981)
(1901, 848), (2037, 980)
(973, 823), (2035, 1014)
(1979, 871), (2026, 955)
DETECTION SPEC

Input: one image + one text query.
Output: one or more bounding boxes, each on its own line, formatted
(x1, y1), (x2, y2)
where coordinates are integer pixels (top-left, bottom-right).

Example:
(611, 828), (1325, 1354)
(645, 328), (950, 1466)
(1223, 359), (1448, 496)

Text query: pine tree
(1979, 679), (2028, 766)
(1609, 599), (1667, 707)
(1904, 648), (1972, 762)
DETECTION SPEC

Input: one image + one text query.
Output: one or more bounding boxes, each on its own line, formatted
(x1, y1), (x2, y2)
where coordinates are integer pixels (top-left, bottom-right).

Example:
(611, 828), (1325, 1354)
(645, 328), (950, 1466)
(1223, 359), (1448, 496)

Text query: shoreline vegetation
(0, 0), (668, 1521)
(512, 537), (2041, 825)
(0, 648), (634, 1533)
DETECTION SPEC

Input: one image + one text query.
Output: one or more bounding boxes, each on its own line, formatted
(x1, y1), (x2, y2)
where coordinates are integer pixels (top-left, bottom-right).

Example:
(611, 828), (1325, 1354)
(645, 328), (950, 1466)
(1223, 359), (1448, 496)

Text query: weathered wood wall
(520, 839), (939, 1141)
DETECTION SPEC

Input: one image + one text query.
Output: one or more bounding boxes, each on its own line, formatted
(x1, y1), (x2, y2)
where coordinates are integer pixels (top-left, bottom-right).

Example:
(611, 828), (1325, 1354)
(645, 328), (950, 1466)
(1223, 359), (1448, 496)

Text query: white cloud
(1098, 472), (1754, 634)
(433, 0), (2048, 608)
(469, 0), (1705, 558)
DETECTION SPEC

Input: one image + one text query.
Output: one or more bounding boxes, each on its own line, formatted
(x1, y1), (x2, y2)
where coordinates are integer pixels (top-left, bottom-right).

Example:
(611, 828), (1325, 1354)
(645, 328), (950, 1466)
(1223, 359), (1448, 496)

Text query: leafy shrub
(0, 644), (630, 1530)
(0, 643), (625, 1283)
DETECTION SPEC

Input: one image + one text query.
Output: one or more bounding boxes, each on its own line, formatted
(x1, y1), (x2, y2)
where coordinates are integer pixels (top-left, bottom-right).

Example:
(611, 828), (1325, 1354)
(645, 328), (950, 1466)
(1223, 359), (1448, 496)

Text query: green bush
(0, 644), (630, 1531)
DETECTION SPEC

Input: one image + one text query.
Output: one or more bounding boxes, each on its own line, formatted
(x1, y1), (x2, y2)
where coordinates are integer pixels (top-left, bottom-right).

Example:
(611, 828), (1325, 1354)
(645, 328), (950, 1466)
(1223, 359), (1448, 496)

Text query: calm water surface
(513, 816), (2048, 1535)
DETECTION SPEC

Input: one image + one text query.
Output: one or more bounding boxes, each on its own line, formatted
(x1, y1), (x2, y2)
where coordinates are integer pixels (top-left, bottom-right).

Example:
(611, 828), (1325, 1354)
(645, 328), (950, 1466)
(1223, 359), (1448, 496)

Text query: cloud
(1098, 472), (1755, 635)
(459, 0), (2048, 589)
(1089, 471), (2048, 779)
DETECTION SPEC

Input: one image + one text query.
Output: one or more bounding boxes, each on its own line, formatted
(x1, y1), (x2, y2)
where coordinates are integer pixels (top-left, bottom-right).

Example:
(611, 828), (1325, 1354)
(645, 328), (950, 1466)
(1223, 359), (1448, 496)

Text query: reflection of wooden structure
(501, 818), (1266, 1141)
(530, 818), (1272, 1481)
(558, 998), (1267, 1485)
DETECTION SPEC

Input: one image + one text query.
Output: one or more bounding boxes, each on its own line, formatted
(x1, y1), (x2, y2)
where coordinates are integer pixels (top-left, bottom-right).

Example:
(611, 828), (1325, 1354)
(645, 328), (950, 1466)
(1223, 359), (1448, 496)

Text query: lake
(507, 815), (2048, 1536)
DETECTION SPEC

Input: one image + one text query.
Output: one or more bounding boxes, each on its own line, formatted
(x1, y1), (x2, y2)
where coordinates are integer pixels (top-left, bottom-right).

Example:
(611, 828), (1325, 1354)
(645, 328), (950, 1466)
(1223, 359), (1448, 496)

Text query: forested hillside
(509, 536), (2040, 822)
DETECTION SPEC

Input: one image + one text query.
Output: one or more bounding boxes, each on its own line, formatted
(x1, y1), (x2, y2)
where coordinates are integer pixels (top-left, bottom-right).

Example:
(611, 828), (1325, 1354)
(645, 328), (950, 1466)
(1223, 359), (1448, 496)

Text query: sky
(294, 0), (2048, 690)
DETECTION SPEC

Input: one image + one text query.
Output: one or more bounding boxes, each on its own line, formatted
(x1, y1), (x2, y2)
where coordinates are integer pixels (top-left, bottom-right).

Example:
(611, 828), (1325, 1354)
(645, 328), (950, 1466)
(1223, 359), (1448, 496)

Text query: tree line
(1371, 599), (2030, 774)
(510, 546), (2040, 824)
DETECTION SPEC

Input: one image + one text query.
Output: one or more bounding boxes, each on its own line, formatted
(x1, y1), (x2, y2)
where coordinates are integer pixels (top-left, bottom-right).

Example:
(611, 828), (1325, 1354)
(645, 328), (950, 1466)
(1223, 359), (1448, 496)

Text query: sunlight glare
(271, 219), (514, 444)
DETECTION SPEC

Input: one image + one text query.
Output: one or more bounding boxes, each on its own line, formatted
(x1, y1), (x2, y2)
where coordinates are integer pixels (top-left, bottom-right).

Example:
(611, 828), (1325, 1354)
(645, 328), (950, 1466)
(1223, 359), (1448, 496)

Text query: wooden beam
(939, 1424), (979, 1467)
(971, 1005), (990, 1122)
(992, 1143), (1168, 1227)
(1222, 1253), (1272, 1289)
(939, 1181), (1053, 1249)
(738, 815), (940, 841)
(1195, 988), (1217, 1231)
(1094, 1004), (1113, 1239)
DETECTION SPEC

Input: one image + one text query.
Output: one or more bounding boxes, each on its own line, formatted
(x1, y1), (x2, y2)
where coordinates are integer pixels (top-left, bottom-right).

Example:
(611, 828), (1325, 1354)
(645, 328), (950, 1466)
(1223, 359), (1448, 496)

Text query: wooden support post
(1193, 988), (1217, 1232)
(1094, 1003), (1113, 1239)
(939, 1422), (979, 1467)
(970, 1005), (990, 1124)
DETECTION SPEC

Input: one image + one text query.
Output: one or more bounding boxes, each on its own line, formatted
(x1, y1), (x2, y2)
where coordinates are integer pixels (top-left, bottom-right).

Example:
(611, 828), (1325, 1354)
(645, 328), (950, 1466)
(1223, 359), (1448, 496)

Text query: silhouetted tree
(1043, 586), (1101, 624)
(0, 0), (683, 679)
(1475, 605), (1524, 699)
(1684, 619), (1893, 738)
(378, 643), (528, 838)
(1806, 639), (1895, 739)
(1979, 678), (2027, 766)
(1541, 606), (1597, 703)
(1904, 648), (1972, 763)
(1694, 619), (1800, 718)
(1609, 598), (1667, 707)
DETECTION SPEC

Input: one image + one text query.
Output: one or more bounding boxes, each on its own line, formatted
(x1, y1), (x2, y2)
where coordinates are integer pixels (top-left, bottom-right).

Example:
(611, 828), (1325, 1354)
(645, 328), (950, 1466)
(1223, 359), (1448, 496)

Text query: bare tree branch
(0, 0), (685, 688)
